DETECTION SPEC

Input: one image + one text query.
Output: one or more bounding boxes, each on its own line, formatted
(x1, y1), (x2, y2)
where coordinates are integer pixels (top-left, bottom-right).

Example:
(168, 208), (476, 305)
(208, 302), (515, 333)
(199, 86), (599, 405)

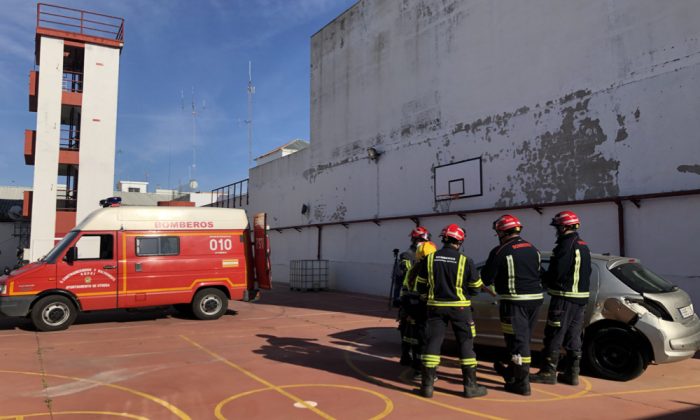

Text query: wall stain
(615, 113), (629, 142)
(634, 108), (641, 121)
(678, 165), (700, 175)
(329, 204), (348, 221)
(452, 105), (530, 137)
(494, 91), (619, 206)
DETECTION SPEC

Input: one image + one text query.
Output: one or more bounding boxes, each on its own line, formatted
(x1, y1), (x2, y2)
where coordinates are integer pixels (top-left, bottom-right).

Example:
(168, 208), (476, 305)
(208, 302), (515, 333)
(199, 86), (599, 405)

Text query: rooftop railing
(37, 3), (124, 41)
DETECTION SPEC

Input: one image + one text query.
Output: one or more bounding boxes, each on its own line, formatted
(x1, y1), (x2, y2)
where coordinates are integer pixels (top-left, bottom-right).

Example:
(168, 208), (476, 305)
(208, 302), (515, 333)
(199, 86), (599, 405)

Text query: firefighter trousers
(542, 296), (585, 354)
(422, 306), (477, 369)
(499, 300), (542, 365)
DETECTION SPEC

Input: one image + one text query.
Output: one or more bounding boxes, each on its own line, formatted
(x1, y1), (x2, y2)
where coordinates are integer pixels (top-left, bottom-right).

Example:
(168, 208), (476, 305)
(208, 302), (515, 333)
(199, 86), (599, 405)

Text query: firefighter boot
(494, 360), (512, 382)
(420, 367), (437, 398)
(558, 351), (582, 385)
(530, 353), (559, 384)
(504, 364), (531, 396)
(462, 366), (488, 398)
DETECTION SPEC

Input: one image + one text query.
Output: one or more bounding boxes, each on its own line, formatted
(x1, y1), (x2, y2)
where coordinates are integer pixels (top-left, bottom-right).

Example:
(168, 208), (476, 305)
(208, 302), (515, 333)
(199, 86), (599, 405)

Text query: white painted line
(293, 400), (318, 409)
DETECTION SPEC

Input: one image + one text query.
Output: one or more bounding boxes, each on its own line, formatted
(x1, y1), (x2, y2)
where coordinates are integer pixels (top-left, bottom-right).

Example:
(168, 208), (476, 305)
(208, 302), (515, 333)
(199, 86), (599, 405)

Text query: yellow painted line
(214, 384), (393, 420)
(0, 411), (147, 419)
(577, 383), (700, 398)
(180, 335), (335, 420)
(341, 348), (505, 420)
(0, 370), (190, 420)
(457, 376), (593, 403)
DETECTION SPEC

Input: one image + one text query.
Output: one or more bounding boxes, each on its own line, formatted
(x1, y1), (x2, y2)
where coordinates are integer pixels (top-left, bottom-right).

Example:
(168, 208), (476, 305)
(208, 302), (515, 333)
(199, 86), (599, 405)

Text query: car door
(56, 231), (118, 311)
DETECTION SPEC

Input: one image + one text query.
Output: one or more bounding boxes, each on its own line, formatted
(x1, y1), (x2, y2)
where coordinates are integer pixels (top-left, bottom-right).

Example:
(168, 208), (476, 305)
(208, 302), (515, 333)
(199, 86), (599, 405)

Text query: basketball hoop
(435, 193), (461, 213)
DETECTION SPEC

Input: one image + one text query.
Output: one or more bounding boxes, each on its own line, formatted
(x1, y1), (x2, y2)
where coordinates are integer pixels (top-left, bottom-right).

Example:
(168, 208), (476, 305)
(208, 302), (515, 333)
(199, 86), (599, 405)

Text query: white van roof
(73, 206), (249, 231)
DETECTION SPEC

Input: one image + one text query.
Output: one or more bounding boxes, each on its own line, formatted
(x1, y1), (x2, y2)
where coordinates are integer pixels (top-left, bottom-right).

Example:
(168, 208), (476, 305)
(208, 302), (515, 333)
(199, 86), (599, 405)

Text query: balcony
(62, 71), (83, 106)
(57, 189), (77, 211)
(22, 191), (33, 218)
(24, 130), (36, 165)
(36, 3), (125, 52)
(29, 70), (38, 112)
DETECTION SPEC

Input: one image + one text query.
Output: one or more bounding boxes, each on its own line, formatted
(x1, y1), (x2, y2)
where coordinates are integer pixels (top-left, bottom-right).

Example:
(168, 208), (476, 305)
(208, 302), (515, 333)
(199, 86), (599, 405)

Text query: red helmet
(410, 226), (430, 241)
(551, 211), (580, 227)
(441, 224), (465, 242)
(493, 214), (522, 232)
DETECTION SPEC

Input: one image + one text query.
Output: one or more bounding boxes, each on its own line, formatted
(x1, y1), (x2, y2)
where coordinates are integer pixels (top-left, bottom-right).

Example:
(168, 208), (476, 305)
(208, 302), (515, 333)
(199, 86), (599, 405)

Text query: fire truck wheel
(192, 288), (228, 320)
(31, 295), (78, 332)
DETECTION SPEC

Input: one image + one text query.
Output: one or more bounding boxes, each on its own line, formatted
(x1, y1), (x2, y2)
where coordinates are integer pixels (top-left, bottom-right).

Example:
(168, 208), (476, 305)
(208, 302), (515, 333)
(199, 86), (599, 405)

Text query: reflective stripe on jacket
(415, 247), (482, 307)
(481, 236), (544, 303)
(544, 232), (591, 304)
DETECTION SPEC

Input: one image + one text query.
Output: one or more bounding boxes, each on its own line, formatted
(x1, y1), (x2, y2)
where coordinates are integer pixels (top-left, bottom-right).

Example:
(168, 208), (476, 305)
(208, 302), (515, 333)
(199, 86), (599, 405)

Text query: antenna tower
(182, 88), (205, 191)
(246, 61), (255, 168)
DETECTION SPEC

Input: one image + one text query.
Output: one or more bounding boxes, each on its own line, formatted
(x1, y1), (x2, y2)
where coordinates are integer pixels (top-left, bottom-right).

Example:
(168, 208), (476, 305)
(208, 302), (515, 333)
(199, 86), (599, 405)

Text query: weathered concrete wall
(248, 0), (700, 300)
(29, 36), (63, 260)
(76, 43), (121, 224)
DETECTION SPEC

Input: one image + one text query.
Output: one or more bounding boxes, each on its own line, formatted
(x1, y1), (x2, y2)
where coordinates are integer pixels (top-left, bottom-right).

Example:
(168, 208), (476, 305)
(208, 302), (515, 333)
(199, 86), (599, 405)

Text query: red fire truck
(0, 204), (271, 331)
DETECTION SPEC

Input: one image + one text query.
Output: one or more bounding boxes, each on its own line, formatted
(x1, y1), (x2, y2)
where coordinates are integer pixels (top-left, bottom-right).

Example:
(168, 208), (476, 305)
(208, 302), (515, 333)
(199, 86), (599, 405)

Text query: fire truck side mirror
(64, 247), (77, 264)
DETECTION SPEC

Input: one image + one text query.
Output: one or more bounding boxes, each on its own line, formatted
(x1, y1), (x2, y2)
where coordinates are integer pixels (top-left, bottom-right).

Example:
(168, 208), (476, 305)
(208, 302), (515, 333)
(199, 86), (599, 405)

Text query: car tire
(191, 288), (228, 320)
(584, 326), (647, 381)
(31, 295), (78, 332)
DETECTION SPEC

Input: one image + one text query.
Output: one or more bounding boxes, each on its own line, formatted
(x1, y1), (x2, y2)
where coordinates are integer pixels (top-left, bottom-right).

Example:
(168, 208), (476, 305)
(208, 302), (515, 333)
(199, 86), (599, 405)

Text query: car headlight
(0, 282), (6, 294)
(626, 298), (673, 321)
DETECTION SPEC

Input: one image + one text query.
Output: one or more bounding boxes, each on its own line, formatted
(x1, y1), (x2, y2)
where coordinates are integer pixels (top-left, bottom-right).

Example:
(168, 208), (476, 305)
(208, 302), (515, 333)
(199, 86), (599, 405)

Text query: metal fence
(210, 179), (248, 208)
(289, 260), (328, 291)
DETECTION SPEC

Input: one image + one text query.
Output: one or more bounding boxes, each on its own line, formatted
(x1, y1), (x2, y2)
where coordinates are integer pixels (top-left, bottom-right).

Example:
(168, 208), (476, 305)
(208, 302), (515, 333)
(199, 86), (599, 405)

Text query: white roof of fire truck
(73, 206), (250, 232)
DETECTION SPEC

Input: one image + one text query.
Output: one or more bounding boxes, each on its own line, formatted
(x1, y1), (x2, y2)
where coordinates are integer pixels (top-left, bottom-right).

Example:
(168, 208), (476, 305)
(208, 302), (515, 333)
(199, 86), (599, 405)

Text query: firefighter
(481, 215), (543, 396)
(531, 211), (591, 386)
(396, 227), (434, 368)
(411, 224), (487, 399)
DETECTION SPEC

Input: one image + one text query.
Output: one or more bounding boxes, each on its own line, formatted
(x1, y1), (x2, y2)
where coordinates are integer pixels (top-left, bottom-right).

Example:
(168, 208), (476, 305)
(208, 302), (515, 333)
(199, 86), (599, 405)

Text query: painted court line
(180, 335), (335, 420)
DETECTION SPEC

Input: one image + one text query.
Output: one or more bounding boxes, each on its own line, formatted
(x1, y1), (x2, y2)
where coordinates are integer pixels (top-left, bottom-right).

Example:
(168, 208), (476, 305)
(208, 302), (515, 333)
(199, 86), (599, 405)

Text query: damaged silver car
(471, 253), (700, 381)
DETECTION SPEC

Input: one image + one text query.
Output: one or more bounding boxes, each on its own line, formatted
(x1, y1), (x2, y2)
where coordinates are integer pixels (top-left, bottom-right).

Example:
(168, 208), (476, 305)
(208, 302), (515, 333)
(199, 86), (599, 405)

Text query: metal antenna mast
(246, 61), (255, 168)
(182, 87), (204, 191)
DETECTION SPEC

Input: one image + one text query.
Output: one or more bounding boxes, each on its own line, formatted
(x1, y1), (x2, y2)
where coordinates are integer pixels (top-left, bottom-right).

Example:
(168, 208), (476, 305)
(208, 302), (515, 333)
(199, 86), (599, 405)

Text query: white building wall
(76, 44), (121, 223)
(247, 1), (700, 302)
(29, 36), (63, 260)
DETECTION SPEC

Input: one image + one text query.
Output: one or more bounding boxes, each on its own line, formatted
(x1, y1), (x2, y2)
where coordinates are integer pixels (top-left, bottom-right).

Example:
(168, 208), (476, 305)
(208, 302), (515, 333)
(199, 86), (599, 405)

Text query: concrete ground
(0, 286), (699, 420)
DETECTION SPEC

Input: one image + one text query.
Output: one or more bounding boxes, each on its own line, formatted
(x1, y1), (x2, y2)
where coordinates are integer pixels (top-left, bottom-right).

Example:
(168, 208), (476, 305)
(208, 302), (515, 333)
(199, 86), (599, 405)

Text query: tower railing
(37, 3), (125, 41)
(62, 71), (83, 93)
(59, 128), (80, 150)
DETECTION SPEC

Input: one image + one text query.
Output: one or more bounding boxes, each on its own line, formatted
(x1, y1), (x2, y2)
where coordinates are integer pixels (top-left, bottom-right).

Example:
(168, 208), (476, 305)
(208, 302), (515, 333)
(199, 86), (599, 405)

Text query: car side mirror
(64, 247), (77, 264)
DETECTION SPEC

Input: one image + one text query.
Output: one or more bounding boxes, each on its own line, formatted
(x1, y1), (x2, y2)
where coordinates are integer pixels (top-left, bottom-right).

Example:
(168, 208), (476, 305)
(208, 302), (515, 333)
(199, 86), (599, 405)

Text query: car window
(75, 234), (114, 260)
(609, 263), (676, 293)
(136, 236), (180, 256)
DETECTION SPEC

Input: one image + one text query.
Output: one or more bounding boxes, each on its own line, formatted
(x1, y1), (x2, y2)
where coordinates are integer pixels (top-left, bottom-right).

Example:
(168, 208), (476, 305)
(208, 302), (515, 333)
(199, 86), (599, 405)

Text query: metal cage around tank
(289, 260), (328, 291)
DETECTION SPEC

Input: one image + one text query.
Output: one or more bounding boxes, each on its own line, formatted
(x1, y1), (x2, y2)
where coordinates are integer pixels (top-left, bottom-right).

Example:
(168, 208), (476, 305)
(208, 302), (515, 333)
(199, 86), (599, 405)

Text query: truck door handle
(103, 265), (117, 269)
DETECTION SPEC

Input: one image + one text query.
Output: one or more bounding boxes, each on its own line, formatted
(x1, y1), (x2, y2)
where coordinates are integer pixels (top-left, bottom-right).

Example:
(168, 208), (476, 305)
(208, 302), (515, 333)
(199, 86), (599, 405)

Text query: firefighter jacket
(414, 246), (483, 307)
(402, 241), (437, 293)
(481, 236), (544, 306)
(543, 232), (591, 304)
(397, 247), (416, 296)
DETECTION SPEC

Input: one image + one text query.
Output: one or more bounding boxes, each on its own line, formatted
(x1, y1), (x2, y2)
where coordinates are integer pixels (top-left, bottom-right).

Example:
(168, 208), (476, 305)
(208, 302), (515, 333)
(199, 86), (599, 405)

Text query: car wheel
(584, 326), (647, 381)
(31, 295), (78, 332)
(191, 288), (228, 320)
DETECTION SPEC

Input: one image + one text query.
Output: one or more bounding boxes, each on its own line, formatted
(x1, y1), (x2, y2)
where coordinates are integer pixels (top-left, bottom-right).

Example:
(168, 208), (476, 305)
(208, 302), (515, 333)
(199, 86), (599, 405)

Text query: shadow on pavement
(0, 307), (238, 331)
(253, 326), (509, 396)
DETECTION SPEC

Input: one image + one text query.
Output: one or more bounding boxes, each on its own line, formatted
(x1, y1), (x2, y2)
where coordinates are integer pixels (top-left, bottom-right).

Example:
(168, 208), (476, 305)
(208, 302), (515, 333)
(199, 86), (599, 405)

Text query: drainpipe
(616, 200), (625, 256)
(317, 225), (322, 260)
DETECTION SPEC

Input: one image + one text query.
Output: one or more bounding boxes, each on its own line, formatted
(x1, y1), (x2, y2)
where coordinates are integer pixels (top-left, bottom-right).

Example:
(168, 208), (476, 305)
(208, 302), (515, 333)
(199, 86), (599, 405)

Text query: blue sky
(0, 0), (356, 192)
